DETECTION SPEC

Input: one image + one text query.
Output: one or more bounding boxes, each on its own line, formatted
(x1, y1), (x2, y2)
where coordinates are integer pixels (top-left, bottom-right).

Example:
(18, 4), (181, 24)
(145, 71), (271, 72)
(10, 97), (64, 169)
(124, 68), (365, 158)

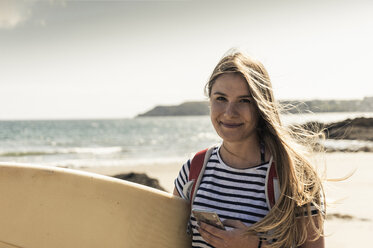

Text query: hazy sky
(1, 0), (372, 120)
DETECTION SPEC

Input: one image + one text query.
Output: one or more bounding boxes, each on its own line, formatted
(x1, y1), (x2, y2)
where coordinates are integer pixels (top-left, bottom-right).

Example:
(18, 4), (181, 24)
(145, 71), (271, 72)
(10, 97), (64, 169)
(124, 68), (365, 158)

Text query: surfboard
(0, 163), (191, 248)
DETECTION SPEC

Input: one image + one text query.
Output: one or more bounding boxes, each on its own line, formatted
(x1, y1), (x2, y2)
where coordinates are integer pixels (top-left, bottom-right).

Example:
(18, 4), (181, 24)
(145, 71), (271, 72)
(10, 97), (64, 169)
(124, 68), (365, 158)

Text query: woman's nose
(225, 102), (238, 117)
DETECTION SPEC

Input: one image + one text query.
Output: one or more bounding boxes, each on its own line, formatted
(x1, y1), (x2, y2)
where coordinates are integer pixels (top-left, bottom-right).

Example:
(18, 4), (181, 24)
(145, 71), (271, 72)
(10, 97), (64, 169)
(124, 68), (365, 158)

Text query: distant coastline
(137, 101), (209, 117)
(137, 97), (373, 117)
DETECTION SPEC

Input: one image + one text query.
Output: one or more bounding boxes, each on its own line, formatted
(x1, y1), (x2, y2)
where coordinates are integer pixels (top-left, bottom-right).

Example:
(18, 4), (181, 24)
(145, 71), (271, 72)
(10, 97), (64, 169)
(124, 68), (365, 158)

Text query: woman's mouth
(220, 121), (243, 128)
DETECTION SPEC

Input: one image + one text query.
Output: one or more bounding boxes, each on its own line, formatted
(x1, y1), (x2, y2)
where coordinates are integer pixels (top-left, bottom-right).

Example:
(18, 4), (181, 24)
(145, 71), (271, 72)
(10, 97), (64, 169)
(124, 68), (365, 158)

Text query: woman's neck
(220, 138), (263, 169)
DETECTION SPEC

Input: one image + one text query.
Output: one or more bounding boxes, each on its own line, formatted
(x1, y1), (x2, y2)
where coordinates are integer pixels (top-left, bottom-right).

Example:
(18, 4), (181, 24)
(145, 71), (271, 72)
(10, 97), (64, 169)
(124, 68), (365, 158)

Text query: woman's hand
(198, 219), (260, 248)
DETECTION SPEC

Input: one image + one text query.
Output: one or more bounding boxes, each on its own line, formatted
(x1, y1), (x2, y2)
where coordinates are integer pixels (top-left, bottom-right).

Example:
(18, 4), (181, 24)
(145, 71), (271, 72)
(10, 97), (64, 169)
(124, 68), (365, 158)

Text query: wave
(0, 146), (125, 157)
(321, 139), (373, 152)
(0, 151), (59, 157)
(48, 156), (186, 169)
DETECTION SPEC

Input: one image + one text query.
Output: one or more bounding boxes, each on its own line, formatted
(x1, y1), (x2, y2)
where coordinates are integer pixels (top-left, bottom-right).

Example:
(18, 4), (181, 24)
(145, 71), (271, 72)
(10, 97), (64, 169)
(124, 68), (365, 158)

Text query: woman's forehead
(211, 74), (251, 96)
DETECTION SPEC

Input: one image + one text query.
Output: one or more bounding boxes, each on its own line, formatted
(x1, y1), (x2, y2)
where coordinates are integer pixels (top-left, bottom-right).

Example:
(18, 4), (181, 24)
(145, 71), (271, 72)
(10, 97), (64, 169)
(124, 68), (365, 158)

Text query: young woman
(173, 50), (325, 248)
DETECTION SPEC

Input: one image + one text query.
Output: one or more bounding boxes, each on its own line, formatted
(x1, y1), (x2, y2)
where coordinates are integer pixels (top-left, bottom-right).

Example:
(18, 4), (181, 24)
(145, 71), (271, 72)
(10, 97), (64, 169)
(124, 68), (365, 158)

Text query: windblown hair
(205, 50), (325, 248)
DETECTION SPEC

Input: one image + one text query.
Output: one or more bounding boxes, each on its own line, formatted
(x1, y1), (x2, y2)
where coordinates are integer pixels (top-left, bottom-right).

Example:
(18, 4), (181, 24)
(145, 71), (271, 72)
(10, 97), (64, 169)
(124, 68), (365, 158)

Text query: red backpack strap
(266, 160), (280, 209)
(189, 148), (208, 202)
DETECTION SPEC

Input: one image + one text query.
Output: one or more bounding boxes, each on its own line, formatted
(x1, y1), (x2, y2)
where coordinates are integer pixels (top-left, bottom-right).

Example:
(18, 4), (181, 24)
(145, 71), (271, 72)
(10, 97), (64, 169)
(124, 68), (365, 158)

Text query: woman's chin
(217, 134), (245, 143)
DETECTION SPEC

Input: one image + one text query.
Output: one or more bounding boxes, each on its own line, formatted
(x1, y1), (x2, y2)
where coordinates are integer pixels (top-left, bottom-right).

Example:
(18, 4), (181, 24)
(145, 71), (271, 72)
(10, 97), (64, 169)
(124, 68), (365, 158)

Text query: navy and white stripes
(175, 146), (270, 248)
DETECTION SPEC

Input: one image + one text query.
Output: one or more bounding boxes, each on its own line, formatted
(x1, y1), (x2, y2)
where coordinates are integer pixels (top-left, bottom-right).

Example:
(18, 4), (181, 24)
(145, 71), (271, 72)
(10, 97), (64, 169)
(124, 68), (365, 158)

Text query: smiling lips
(220, 121), (244, 128)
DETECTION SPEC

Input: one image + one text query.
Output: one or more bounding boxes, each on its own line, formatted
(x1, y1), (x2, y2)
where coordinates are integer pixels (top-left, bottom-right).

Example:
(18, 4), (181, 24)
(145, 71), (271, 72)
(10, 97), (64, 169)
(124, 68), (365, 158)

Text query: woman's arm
(299, 216), (325, 248)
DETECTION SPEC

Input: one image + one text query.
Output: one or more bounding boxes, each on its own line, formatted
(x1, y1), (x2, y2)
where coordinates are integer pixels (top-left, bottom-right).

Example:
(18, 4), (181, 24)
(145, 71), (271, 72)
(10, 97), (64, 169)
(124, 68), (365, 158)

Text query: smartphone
(192, 209), (225, 230)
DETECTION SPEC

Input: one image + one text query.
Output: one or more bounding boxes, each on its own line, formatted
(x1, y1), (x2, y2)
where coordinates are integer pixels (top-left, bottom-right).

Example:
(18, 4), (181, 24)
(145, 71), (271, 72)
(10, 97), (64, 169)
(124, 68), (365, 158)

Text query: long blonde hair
(205, 50), (325, 248)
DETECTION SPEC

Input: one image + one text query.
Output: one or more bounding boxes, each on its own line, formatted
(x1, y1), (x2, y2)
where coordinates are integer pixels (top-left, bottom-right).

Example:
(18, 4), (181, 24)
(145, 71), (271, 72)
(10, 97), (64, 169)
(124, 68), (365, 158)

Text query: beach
(83, 152), (373, 248)
(1, 115), (372, 246)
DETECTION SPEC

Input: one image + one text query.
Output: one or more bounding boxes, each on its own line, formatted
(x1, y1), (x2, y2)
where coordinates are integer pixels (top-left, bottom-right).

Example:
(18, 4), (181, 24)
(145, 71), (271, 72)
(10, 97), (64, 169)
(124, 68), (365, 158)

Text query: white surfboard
(0, 163), (191, 248)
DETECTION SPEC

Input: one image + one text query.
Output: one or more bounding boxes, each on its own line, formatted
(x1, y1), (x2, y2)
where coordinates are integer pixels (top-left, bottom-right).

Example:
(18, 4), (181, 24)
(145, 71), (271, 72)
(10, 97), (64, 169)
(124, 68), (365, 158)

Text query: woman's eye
(240, 98), (251, 103)
(216, 96), (227, 101)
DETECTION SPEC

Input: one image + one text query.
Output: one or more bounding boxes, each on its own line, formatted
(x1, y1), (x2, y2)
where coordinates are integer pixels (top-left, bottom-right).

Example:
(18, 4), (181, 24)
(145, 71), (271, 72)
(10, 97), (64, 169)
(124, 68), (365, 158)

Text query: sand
(82, 152), (373, 248)
(319, 152), (373, 247)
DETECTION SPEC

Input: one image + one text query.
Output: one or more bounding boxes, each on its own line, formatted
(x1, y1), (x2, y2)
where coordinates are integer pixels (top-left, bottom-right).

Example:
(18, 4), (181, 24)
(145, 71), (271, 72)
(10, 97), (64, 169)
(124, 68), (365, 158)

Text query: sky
(1, 0), (372, 120)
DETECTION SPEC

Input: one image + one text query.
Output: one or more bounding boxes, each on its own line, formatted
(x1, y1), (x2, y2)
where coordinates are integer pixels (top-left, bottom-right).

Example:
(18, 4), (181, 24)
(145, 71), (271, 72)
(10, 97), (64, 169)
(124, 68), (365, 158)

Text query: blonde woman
(173, 50), (325, 248)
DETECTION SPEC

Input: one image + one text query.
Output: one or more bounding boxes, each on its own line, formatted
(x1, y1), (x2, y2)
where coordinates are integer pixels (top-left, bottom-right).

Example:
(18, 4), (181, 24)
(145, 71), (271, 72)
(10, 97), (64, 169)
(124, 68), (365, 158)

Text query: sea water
(0, 117), (217, 168)
(1, 112), (372, 169)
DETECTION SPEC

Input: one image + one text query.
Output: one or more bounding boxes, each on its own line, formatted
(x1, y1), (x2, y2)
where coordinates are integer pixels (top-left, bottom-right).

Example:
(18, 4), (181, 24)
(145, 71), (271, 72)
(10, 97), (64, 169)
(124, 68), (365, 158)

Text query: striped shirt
(175, 146), (270, 248)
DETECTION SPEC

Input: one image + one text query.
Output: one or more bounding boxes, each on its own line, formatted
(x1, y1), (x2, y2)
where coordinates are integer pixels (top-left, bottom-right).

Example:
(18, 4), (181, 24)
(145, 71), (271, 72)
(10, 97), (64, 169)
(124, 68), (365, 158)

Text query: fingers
(198, 221), (255, 248)
(199, 222), (226, 237)
(198, 223), (225, 247)
(222, 219), (247, 229)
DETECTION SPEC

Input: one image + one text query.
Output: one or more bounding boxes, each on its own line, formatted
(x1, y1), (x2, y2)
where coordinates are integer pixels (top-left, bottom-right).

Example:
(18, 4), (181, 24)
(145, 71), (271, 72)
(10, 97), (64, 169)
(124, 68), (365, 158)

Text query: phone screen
(192, 209), (225, 230)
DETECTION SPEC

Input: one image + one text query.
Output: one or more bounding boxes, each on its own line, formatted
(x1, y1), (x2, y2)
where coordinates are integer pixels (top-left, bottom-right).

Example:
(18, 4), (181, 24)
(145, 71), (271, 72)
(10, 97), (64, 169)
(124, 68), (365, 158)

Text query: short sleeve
(174, 159), (191, 198)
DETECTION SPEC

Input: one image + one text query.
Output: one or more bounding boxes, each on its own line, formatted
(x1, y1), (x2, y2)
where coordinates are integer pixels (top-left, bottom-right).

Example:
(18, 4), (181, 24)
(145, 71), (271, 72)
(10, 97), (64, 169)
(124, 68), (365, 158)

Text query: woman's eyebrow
(238, 95), (253, 98)
(212, 91), (252, 98)
(212, 91), (227, 96)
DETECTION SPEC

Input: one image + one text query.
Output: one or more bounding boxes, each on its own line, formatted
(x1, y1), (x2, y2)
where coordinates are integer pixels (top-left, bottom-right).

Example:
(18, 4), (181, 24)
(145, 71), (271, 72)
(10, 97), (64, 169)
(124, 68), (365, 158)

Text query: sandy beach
(82, 152), (373, 247)
(319, 152), (373, 247)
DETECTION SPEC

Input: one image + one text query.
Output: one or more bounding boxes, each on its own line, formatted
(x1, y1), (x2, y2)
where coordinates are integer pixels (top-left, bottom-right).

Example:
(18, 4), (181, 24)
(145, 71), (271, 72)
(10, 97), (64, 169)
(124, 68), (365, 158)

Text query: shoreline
(82, 160), (184, 193)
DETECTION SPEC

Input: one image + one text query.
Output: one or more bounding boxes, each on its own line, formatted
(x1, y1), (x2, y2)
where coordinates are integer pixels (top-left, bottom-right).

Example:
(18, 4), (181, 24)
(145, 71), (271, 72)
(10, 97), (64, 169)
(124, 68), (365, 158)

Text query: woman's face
(210, 73), (260, 144)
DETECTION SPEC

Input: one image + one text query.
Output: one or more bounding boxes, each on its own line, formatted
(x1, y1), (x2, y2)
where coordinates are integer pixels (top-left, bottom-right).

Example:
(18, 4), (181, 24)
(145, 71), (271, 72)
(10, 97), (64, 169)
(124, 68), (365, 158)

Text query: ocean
(1, 112), (372, 169)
